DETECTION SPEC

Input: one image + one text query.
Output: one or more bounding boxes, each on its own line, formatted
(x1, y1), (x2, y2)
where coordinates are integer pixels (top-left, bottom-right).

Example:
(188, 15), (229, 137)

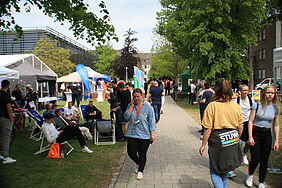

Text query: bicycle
(10, 108), (26, 145)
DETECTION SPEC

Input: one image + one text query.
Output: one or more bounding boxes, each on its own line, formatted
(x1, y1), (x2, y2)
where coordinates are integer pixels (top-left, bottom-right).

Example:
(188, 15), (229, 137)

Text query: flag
(76, 64), (90, 92)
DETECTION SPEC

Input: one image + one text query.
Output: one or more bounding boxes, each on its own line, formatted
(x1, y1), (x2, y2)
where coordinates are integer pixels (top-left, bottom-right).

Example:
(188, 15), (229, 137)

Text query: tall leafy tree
(0, 0), (118, 44)
(111, 29), (138, 80)
(149, 34), (187, 80)
(93, 43), (118, 76)
(156, 0), (266, 82)
(33, 38), (75, 77)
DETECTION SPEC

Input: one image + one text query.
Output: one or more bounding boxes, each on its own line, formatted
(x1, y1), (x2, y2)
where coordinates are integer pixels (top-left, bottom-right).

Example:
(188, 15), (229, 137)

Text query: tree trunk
(249, 45), (254, 90)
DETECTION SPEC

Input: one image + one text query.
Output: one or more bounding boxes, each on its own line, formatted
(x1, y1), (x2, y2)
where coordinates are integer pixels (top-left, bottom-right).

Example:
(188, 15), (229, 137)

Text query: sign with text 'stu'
(76, 64), (90, 92)
(133, 76), (139, 89)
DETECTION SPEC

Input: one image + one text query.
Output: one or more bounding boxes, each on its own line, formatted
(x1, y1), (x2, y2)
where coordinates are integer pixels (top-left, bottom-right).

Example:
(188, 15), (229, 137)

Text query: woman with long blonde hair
(246, 86), (280, 188)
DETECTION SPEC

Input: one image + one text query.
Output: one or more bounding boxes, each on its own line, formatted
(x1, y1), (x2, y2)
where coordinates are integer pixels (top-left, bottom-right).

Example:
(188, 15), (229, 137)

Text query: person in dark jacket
(199, 78), (243, 188)
(71, 82), (81, 107)
(12, 84), (23, 108)
(84, 101), (102, 122)
(24, 84), (37, 110)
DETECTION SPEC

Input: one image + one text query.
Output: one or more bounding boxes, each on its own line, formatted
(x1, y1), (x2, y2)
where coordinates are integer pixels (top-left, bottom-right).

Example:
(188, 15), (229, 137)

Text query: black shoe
(198, 130), (204, 133)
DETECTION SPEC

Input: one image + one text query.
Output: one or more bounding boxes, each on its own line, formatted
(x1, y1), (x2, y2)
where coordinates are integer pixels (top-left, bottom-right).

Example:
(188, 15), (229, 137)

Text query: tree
(0, 0), (118, 44)
(33, 38), (75, 77)
(156, 0), (266, 82)
(93, 43), (118, 76)
(149, 34), (187, 80)
(111, 29), (138, 80)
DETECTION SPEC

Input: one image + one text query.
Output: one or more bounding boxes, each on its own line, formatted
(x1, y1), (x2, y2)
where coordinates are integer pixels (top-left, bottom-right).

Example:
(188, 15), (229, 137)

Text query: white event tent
(0, 54), (57, 97)
(0, 66), (19, 79)
(57, 67), (103, 82)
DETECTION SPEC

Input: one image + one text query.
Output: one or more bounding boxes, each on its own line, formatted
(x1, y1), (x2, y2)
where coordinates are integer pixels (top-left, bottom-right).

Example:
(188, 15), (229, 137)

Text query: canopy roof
(0, 66), (19, 79)
(176, 69), (191, 78)
(57, 67), (103, 82)
(0, 54), (57, 81)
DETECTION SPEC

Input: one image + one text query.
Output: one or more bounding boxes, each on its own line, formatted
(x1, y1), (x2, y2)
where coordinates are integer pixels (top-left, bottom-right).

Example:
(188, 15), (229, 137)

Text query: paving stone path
(113, 96), (267, 188)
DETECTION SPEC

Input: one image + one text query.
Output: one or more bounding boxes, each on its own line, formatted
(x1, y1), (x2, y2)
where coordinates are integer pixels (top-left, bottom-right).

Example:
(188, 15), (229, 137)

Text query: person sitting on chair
(42, 113), (93, 153)
(43, 103), (52, 116)
(64, 101), (80, 122)
(84, 101), (103, 122)
(53, 109), (92, 140)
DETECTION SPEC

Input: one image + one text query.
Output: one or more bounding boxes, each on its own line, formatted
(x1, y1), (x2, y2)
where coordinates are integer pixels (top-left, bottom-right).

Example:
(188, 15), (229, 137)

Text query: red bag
(46, 143), (61, 159)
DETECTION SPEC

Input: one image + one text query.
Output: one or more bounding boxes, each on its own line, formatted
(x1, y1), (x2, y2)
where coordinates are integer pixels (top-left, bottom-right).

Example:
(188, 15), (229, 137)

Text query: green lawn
(0, 99), (126, 188)
(175, 97), (282, 188)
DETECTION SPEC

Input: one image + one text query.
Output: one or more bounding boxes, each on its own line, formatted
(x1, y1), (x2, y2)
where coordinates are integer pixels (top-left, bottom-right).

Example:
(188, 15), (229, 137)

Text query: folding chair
(95, 119), (116, 145)
(27, 110), (44, 141)
(79, 105), (87, 124)
(60, 108), (65, 116)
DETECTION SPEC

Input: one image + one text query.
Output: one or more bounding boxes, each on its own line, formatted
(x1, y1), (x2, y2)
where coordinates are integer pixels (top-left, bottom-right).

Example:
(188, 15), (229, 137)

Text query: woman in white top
(42, 113), (92, 154)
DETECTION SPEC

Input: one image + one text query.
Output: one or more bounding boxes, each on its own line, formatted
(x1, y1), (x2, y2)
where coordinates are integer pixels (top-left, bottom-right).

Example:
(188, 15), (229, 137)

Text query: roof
(176, 69), (191, 78)
(0, 54), (32, 67)
(0, 66), (19, 79)
(0, 54), (57, 78)
(57, 67), (103, 82)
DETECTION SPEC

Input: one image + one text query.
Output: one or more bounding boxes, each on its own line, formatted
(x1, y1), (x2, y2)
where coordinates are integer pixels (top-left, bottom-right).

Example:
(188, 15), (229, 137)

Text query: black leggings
(56, 126), (86, 147)
(127, 137), (151, 173)
(249, 126), (272, 183)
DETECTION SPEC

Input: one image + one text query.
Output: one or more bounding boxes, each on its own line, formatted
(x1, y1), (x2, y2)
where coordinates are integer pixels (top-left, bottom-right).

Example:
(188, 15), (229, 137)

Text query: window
(262, 29), (266, 40)
(262, 69), (265, 79)
(258, 31), (262, 41)
(259, 50), (262, 60)
(262, 49), (266, 59)
(259, 70), (261, 79)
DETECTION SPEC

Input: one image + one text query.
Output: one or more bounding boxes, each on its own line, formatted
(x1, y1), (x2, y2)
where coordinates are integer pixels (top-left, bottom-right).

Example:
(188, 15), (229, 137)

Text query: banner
(134, 66), (141, 88)
(252, 90), (260, 100)
(76, 64), (90, 92)
(140, 71), (145, 88)
(133, 76), (139, 89)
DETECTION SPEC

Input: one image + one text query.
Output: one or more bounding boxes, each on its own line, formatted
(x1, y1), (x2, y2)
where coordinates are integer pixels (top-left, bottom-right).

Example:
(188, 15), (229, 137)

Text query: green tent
(176, 69), (191, 94)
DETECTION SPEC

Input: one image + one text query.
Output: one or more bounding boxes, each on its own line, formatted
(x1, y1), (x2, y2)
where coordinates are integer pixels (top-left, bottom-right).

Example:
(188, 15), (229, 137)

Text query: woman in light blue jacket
(124, 88), (156, 180)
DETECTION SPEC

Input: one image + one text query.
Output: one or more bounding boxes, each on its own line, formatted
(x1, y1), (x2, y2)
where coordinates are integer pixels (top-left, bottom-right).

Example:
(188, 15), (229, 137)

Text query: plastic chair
(95, 119), (116, 145)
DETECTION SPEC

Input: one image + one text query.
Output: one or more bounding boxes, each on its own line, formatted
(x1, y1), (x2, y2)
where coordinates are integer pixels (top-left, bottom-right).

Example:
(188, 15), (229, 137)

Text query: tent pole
(82, 83), (84, 101)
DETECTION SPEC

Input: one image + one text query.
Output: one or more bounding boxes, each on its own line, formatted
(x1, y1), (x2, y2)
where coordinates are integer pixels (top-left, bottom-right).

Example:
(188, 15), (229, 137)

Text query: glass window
(259, 70), (261, 79)
(262, 29), (266, 40)
(258, 31), (262, 41)
(259, 50), (262, 60)
(262, 49), (266, 59)
(262, 69), (265, 79)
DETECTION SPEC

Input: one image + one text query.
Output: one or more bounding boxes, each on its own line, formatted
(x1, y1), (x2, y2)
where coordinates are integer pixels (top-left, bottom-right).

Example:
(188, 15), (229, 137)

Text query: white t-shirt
(60, 83), (65, 90)
(64, 106), (78, 118)
(42, 122), (60, 143)
(190, 84), (196, 93)
(233, 97), (253, 122)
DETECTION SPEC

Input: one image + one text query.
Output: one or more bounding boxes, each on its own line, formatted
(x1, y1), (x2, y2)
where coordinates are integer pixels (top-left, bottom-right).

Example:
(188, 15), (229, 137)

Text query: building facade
(0, 27), (97, 67)
(135, 52), (152, 79)
(252, 20), (282, 85)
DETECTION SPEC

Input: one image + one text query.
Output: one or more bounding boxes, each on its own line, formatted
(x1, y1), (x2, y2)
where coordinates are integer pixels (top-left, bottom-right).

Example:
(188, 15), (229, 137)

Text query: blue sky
(11, 0), (161, 52)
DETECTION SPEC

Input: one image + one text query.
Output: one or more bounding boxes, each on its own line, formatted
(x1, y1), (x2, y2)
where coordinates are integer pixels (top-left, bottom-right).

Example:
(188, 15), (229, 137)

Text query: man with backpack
(228, 84), (253, 178)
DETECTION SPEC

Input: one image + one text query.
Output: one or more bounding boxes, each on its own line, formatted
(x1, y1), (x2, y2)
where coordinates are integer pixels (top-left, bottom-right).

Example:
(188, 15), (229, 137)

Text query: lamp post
(125, 67), (128, 82)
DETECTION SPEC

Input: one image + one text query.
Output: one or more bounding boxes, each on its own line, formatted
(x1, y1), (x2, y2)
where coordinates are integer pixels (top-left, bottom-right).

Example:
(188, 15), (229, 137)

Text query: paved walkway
(114, 96), (265, 188)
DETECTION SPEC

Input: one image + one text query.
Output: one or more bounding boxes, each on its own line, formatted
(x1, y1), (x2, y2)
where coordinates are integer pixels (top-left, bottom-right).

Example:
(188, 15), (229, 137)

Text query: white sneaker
(246, 175), (253, 187)
(0, 154), (4, 160)
(136, 172), (143, 180)
(258, 183), (266, 188)
(82, 146), (93, 153)
(3, 157), (16, 164)
(243, 154), (249, 165)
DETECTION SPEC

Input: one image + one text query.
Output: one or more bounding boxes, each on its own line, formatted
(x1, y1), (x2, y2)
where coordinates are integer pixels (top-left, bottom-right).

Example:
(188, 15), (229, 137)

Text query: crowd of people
(0, 78), (280, 188)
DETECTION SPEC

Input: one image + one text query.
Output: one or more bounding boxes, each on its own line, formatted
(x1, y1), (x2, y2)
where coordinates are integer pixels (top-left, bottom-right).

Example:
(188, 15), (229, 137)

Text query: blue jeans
(210, 160), (227, 188)
(152, 103), (161, 123)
